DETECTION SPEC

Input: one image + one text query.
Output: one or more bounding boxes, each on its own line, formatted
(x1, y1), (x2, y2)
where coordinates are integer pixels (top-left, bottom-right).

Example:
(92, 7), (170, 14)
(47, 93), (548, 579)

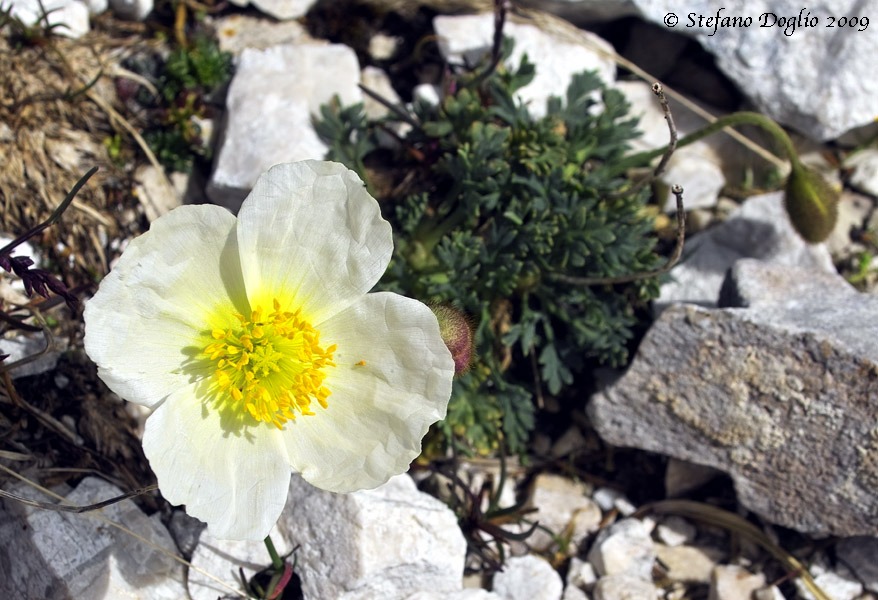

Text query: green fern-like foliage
(318, 43), (661, 455)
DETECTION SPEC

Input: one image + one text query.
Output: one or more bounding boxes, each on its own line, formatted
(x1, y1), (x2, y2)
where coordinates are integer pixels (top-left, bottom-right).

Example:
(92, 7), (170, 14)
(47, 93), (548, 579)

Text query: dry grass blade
(636, 499), (832, 600)
(0, 463), (245, 598)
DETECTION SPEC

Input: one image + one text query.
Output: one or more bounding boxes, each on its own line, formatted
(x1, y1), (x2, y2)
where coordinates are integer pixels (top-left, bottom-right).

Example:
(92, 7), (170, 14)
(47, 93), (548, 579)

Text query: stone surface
(656, 191), (835, 312)
(0, 333), (68, 379)
(836, 536), (878, 593)
(108, 0), (152, 20)
(846, 148), (878, 197)
(654, 544), (722, 584)
(215, 13), (315, 54)
(655, 516), (697, 547)
(492, 555), (563, 600)
(278, 473), (466, 600)
(592, 574), (658, 600)
(407, 590), (501, 600)
(0, 477), (185, 600)
(207, 43), (361, 209)
(592, 487), (636, 516)
(709, 565), (765, 600)
(133, 165), (182, 222)
(527, 473), (602, 551)
(244, 0), (315, 20)
(796, 553), (864, 600)
(632, 0), (878, 140)
(188, 525), (293, 600)
(520, 0), (638, 23)
(586, 518), (655, 580)
(433, 13), (616, 119)
(7, 0), (89, 38)
(590, 261), (878, 536)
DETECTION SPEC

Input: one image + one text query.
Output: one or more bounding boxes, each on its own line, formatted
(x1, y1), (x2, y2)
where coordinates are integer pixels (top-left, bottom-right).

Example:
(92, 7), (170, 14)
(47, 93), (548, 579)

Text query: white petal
(236, 161), (393, 323)
(142, 381), (291, 541)
(282, 292), (454, 492)
(84, 205), (247, 408)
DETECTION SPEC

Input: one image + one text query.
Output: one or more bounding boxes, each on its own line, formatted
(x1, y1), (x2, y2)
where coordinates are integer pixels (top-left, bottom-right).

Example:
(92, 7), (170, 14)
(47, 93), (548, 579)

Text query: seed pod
(428, 302), (475, 376)
(784, 163), (839, 244)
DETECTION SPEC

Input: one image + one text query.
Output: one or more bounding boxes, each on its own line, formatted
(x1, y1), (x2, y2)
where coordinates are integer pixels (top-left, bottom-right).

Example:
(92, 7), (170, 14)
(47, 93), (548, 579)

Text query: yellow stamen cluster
(203, 299), (336, 429)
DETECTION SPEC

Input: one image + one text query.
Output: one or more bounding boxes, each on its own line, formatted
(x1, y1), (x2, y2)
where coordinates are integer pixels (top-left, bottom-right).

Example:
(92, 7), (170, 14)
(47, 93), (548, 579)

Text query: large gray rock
(590, 260), (878, 536)
(0, 477), (185, 599)
(656, 192), (835, 313)
(631, 0), (878, 140)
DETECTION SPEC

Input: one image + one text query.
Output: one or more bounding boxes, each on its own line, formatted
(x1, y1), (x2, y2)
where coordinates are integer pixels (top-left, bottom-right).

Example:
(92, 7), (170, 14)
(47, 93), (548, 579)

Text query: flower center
(203, 299), (336, 429)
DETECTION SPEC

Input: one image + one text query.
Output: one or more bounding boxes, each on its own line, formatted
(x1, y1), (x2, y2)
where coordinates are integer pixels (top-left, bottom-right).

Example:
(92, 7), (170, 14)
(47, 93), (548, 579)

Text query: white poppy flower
(84, 161), (454, 541)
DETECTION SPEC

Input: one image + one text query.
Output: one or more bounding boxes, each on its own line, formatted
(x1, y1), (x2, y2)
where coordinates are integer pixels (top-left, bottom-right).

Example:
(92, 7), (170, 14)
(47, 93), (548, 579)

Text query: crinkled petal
(236, 161), (393, 323)
(142, 381), (291, 541)
(84, 205), (248, 408)
(281, 292), (454, 492)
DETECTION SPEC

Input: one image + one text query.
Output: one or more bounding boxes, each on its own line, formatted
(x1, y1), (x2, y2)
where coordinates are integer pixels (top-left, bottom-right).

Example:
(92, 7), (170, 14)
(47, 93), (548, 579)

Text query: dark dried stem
(0, 167), (98, 256)
(469, 0), (508, 87)
(357, 83), (422, 130)
(0, 484), (158, 513)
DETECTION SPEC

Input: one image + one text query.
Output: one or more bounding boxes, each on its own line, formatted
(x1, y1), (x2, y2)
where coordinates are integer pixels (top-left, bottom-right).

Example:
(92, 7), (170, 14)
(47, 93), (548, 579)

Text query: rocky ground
(1, 0), (878, 599)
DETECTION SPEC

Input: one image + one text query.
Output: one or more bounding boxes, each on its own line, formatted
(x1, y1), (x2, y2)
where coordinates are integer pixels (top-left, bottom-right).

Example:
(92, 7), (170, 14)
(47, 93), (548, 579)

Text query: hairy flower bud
(784, 163), (839, 244)
(429, 303), (475, 376)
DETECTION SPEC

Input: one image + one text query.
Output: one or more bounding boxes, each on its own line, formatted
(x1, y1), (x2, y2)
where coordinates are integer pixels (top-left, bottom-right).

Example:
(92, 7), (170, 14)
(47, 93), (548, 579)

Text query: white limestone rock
(433, 13), (616, 119)
(6, 0), (89, 38)
(278, 473), (466, 600)
(215, 13), (315, 55)
(632, 0), (878, 140)
(207, 43), (361, 209)
(492, 555), (563, 600)
(247, 0), (315, 20)
(592, 487), (636, 516)
(108, 0), (152, 21)
(654, 544), (723, 584)
(188, 525), (293, 600)
(709, 565), (765, 600)
(656, 191), (835, 313)
(795, 553), (863, 600)
(527, 473), (602, 551)
(407, 590), (501, 600)
(846, 148), (878, 197)
(655, 516), (697, 547)
(0, 477), (185, 600)
(593, 574), (658, 600)
(0, 333), (68, 379)
(586, 518), (655, 580)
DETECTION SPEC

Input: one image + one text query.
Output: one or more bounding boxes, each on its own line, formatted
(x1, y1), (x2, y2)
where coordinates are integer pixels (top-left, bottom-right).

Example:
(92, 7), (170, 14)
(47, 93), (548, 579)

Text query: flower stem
(264, 535), (284, 571)
(607, 111), (800, 178)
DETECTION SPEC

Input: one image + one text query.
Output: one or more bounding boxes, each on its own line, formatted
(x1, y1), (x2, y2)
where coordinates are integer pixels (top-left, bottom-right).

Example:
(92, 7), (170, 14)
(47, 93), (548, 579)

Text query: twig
(608, 82), (677, 199)
(470, 0), (508, 87)
(0, 484), (158, 513)
(548, 185), (686, 286)
(358, 83), (422, 130)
